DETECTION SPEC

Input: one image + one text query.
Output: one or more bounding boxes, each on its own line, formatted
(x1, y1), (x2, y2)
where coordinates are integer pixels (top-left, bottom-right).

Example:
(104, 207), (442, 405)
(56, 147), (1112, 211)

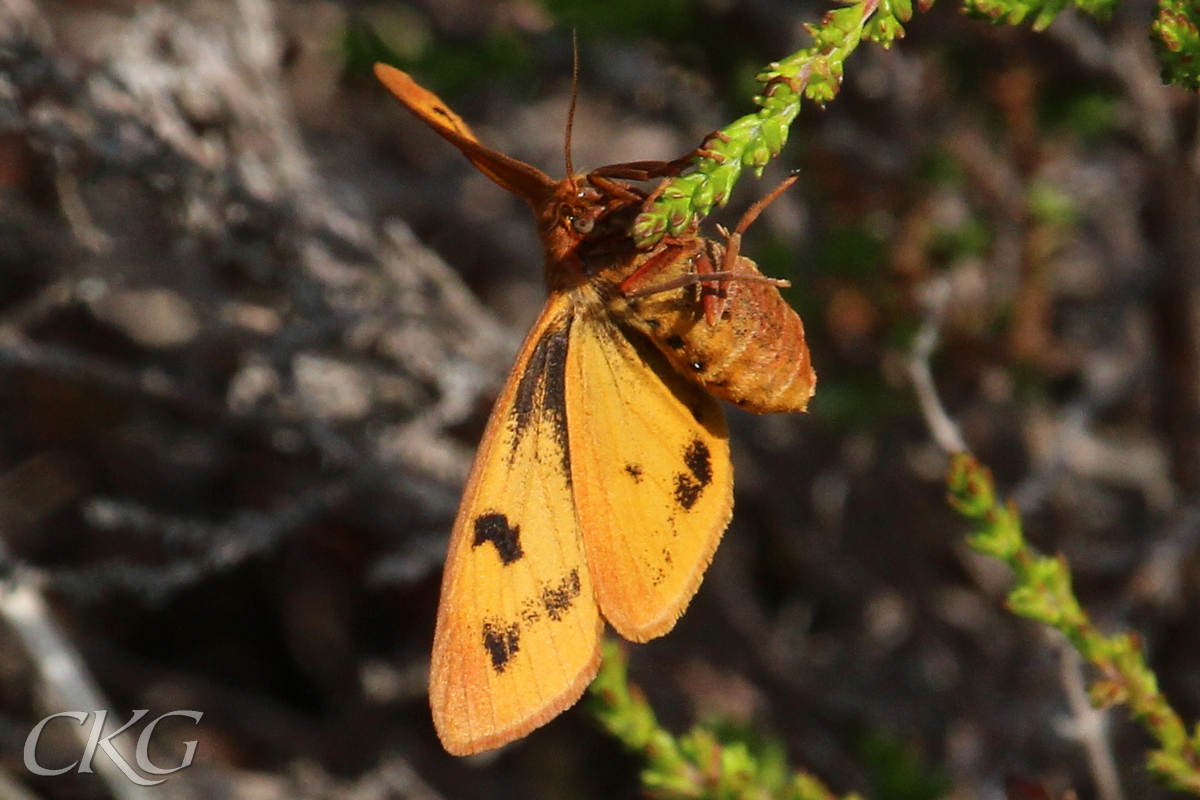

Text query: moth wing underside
(374, 63), (555, 204)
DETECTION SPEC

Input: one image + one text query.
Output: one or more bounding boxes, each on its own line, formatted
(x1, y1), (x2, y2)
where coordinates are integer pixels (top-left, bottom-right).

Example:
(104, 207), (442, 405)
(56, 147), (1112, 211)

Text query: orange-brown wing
(374, 63), (555, 205)
(430, 293), (603, 756)
(565, 313), (732, 642)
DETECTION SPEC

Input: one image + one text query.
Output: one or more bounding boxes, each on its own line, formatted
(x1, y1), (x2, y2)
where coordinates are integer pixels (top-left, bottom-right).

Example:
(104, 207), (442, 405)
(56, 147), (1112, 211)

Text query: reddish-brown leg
(620, 233), (721, 321)
(618, 243), (690, 296)
(588, 133), (730, 184)
(721, 173), (800, 267)
(697, 247), (722, 325)
(625, 269), (790, 299)
(626, 240), (790, 325)
(706, 173), (800, 320)
(622, 172), (799, 325)
(621, 243), (721, 322)
(586, 174), (645, 207)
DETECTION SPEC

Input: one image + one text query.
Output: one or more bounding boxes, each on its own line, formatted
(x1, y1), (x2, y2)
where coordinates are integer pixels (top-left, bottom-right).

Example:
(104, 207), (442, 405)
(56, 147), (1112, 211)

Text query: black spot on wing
(673, 440), (712, 511)
(510, 319), (572, 481)
(624, 463), (643, 481)
(674, 473), (702, 510)
(665, 334), (685, 349)
(473, 512), (523, 565)
(683, 440), (712, 487)
(541, 569), (581, 621)
(520, 602), (541, 625)
(481, 620), (520, 673)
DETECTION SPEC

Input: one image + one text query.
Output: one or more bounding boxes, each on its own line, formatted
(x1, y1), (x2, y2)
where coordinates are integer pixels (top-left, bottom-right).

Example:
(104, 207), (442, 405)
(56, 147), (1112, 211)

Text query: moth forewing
(430, 296), (603, 756)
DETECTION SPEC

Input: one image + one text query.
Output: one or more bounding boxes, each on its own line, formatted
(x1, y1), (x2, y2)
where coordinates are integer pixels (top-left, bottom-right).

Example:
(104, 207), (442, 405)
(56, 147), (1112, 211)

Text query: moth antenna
(565, 29), (579, 184)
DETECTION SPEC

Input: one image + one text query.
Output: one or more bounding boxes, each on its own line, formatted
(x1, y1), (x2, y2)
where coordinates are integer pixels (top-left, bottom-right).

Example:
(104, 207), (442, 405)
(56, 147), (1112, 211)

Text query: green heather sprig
(633, 0), (922, 246)
(589, 640), (861, 800)
(632, 0), (1200, 246)
(1153, 0), (1200, 90)
(946, 453), (1200, 794)
(960, 0), (1116, 31)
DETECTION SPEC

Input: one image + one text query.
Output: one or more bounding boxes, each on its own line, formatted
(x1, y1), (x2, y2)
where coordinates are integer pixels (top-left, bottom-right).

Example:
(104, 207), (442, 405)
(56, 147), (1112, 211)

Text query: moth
(375, 63), (815, 755)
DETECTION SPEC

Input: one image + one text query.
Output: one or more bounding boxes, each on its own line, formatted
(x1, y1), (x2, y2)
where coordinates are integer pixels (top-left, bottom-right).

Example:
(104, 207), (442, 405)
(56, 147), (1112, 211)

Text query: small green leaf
(759, 116), (790, 157)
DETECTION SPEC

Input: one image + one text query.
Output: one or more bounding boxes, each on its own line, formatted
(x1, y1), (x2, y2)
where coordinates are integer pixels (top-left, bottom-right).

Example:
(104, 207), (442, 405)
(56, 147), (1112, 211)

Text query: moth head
(558, 186), (604, 238)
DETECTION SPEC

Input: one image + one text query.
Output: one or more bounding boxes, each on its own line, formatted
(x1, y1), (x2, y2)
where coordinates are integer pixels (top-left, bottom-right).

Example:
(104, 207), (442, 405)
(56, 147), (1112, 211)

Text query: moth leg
(619, 134), (732, 217)
(625, 262), (790, 310)
(617, 242), (692, 296)
(704, 173), (800, 322)
(625, 239), (789, 324)
(630, 171), (799, 324)
(625, 173), (799, 323)
(696, 245), (723, 325)
(589, 132), (730, 184)
(721, 172), (801, 266)
(620, 242), (724, 324)
(585, 174), (646, 206)
(624, 270), (791, 297)
(589, 161), (685, 182)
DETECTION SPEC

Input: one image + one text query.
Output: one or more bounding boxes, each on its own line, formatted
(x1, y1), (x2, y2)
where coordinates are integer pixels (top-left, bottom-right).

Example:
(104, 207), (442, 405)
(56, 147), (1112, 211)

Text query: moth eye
(571, 216), (595, 235)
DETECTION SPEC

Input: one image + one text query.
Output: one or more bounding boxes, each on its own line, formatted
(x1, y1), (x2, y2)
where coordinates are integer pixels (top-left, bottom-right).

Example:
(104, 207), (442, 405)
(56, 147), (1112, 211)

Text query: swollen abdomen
(620, 254), (816, 415)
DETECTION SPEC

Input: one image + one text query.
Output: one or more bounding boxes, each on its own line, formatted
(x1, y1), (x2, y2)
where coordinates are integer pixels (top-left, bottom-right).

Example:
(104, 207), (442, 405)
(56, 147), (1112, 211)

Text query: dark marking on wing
(481, 620), (520, 673)
(672, 439), (712, 510)
(510, 319), (573, 479)
(674, 473), (703, 510)
(662, 548), (674, 565)
(683, 440), (712, 488)
(520, 603), (541, 625)
(665, 334), (685, 350)
(624, 463), (643, 481)
(652, 567), (666, 586)
(473, 512), (523, 565)
(541, 569), (581, 621)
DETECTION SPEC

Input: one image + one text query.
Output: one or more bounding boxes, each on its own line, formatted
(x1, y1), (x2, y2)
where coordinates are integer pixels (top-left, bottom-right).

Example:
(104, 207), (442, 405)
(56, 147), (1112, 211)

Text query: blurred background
(1, 0), (1198, 798)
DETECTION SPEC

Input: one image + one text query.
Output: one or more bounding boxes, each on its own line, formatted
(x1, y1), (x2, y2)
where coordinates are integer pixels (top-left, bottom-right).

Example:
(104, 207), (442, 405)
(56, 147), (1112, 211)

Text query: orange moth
(374, 63), (815, 756)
